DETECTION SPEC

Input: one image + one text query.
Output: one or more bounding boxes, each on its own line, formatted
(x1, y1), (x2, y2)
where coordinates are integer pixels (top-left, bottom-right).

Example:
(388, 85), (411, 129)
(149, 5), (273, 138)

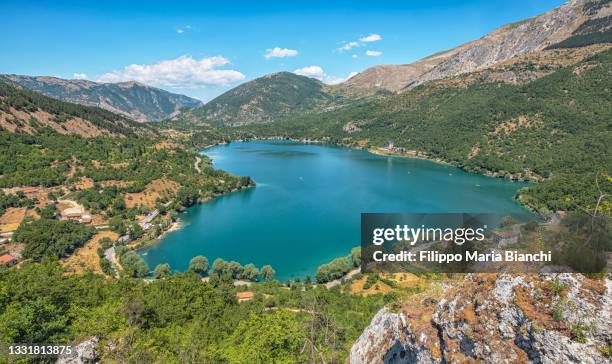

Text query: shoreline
(201, 137), (541, 216)
(203, 136), (540, 182)
(134, 138), (538, 266)
(133, 184), (255, 252)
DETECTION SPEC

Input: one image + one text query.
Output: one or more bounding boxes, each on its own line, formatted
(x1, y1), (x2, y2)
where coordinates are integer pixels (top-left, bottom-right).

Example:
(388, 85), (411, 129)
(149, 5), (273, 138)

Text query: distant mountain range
(0, 75), (202, 122)
(182, 0), (611, 127)
(0, 80), (151, 137)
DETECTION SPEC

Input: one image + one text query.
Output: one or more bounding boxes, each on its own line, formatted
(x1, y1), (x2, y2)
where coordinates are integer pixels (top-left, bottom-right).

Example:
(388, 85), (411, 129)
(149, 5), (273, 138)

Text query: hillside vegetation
(1, 75), (202, 122)
(224, 49), (612, 214)
(0, 261), (386, 363)
(182, 72), (343, 126)
(0, 81), (149, 137)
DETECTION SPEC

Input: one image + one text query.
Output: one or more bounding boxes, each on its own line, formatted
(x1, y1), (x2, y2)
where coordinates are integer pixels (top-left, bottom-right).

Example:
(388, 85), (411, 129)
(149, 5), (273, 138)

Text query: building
(547, 210), (567, 226)
(0, 253), (18, 267)
(0, 231), (14, 242)
(236, 291), (254, 303)
(117, 234), (130, 244)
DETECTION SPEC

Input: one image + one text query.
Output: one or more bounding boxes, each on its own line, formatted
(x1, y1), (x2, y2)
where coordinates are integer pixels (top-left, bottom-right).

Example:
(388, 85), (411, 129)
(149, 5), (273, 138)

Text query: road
(104, 246), (121, 278)
(194, 156), (202, 173)
(324, 267), (361, 289)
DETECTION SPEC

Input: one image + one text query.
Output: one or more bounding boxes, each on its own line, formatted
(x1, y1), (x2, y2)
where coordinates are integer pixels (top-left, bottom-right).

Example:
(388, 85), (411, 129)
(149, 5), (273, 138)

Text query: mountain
(178, 0), (612, 215)
(182, 72), (341, 126)
(181, 0), (611, 126)
(338, 0), (612, 94)
(0, 75), (202, 122)
(350, 273), (611, 363)
(0, 80), (151, 137)
(224, 46), (612, 214)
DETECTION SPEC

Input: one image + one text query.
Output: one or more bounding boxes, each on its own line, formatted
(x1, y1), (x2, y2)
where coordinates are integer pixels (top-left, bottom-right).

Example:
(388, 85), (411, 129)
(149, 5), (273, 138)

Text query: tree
(130, 223), (144, 240)
(316, 256), (352, 283)
(260, 265), (276, 281)
(121, 251), (149, 278)
(227, 261), (244, 278)
(38, 204), (57, 219)
(14, 219), (94, 261)
(47, 191), (58, 201)
(210, 258), (227, 276)
(176, 186), (199, 207)
(351, 247), (361, 267)
(109, 216), (126, 235)
(188, 256), (209, 275)
(223, 311), (304, 363)
(242, 263), (259, 281)
(153, 263), (171, 279)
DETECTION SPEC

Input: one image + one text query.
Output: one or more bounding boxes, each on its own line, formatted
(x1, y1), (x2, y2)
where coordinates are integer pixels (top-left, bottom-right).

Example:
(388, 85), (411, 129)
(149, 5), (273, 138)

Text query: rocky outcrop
(350, 274), (611, 363)
(57, 337), (99, 364)
(339, 0), (612, 94)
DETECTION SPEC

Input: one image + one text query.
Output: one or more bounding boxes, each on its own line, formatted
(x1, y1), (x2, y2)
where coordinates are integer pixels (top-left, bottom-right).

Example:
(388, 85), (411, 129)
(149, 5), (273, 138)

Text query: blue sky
(1, 0), (565, 101)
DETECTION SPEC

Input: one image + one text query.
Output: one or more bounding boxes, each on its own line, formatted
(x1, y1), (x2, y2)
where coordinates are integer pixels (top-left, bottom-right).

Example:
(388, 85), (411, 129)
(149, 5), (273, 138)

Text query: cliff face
(339, 0), (612, 94)
(350, 274), (611, 363)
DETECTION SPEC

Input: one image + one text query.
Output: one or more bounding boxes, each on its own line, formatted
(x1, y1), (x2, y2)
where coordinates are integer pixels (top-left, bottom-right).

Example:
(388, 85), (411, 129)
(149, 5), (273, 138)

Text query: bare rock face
(414, 0), (590, 86)
(350, 274), (611, 364)
(350, 308), (439, 364)
(57, 337), (99, 364)
(339, 0), (612, 95)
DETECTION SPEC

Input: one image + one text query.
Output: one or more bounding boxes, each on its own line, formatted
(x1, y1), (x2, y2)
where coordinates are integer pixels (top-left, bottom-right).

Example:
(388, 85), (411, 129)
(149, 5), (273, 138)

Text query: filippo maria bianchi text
(373, 250), (552, 263)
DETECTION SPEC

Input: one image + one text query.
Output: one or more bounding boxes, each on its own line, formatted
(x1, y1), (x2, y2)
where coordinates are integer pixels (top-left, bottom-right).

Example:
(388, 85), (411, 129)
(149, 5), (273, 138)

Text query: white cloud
(338, 33), (382, 53)
(360, 33), (382, 42)
(293, 66), (357, 85)
(176, 25), (191, 34)
(264, 47), (298, 59)
(293, 66), (325, 80)
(365, 50), (382, 57)
(73, 73), (88, 80)
(351, 54), (358, 59)
(97, 55), (245, 88)
(338, 41), (360, 52)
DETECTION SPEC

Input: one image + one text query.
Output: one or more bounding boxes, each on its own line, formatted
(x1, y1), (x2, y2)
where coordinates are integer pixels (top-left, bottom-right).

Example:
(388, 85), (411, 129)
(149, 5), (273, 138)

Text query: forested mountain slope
(0, 81), (150, 137)
(226, 48), (612, 214)
(181, 72), (344, 126)
(1, 75), (202, 122)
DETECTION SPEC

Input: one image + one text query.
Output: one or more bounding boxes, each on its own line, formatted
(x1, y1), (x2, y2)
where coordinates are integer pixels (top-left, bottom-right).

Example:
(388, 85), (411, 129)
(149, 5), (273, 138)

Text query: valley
(0, 0), (610, 362)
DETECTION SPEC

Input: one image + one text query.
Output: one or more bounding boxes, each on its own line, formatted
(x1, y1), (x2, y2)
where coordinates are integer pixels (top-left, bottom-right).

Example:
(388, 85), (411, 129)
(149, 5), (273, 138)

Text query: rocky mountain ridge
(350, 274), (611, 363)
(0, 80), (151, 137)
(0, 75), (202, 122)
(339, 0), (612, 95)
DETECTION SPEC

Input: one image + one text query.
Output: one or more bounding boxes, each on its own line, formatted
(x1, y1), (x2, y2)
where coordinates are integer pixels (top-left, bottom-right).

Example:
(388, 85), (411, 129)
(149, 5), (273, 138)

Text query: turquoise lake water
(140, 141), (530, 281)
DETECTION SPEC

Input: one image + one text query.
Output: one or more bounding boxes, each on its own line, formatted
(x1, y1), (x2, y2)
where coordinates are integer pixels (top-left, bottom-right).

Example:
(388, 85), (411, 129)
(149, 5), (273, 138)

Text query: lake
(140, 140), (530, 281)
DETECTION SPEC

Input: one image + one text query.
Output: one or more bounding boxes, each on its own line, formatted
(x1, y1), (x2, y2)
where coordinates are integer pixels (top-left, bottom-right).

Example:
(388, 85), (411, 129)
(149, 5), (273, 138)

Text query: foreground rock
(57, 337), (99, 364)
(350, 274), (611, 363)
